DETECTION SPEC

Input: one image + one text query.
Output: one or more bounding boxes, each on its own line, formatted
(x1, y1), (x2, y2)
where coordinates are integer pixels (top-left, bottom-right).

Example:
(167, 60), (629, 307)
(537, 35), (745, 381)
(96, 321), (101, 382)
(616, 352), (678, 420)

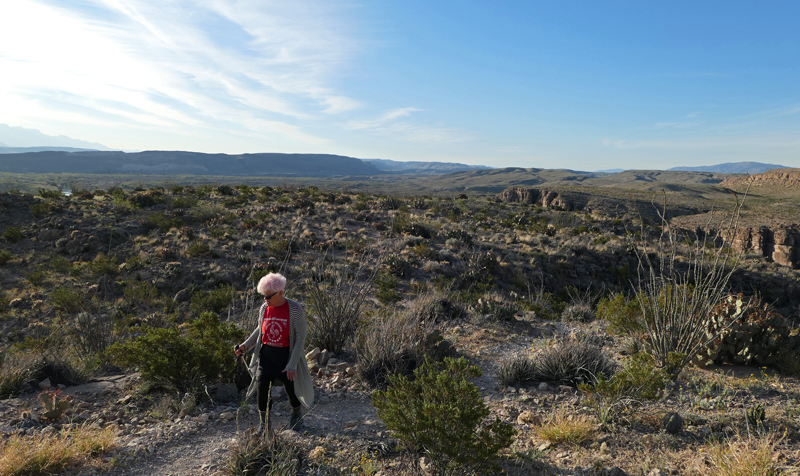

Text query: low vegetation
(0, 177), (799, 475)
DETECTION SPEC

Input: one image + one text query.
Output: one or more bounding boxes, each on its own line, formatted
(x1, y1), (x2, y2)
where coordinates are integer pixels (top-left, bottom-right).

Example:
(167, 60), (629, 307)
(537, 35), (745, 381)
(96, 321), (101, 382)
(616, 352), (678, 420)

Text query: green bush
(147, 212), (185, 232)
(50, 286), (85, 315)
(0, 249), (12, 265)
(3, 227), (24, 243)
(374, 269), (402, 305)
(579, 352), (671, 427)
(190, 284), (234, 314)
(372, 357), (516, 475)
(123, 280), (171, 314)
(26, 269), (47, 286)
(38, 188), (63, 200)
(596, 292), (643, 334)
(88, 253), (118, 277)
(186, 240), (211, 258)
(106, 312), (245, 393)
(50, 255), (73, 274)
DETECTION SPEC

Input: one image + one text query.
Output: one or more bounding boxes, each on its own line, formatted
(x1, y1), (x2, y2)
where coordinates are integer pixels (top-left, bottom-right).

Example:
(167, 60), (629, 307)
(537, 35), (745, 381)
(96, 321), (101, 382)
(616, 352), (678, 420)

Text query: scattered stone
(219, 412), (234, 420)
(537, 442), (551, 452)
(306, 348), (321, 362)
(38, 379), (51, 390)
(318, 350), (335, 366)
(538, 382), (550, 392)
(517, 410), (540, 426)
(648, 469), (668, 476)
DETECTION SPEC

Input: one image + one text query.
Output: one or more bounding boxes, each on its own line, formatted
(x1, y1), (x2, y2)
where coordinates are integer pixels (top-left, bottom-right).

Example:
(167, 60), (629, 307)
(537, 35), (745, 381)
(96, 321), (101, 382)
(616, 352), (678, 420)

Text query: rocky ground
(3, 316), (800, 476)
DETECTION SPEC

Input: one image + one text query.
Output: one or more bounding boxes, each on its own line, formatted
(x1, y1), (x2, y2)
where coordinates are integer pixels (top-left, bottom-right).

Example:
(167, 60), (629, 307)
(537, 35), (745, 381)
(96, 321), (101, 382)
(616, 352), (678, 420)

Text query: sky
(1, 1), (799, 171)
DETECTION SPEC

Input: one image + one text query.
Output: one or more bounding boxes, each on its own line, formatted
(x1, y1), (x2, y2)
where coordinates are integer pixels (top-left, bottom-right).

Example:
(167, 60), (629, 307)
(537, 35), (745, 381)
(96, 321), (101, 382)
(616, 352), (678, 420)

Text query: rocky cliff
(727, 225), (800, 268)
(721, 168), (800, 188)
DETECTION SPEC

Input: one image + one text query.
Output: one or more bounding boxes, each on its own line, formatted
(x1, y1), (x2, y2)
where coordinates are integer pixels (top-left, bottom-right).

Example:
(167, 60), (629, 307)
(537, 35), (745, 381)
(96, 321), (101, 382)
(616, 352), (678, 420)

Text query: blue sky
(1, 1), (799, 170)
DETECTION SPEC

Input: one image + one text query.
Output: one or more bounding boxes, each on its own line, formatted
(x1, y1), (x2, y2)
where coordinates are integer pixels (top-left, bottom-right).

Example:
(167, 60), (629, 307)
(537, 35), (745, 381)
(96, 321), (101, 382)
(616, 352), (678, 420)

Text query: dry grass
(707, 433), (780, 476)
(534, 407), (596, 446)
(0, 423), (117, 476)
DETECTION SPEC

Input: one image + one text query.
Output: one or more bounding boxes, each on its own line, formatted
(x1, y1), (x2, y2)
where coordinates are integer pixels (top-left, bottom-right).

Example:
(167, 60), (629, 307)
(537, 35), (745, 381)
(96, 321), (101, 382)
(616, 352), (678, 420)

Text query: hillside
(0, 184), (799, 475)
(0, 150), (382, 177)
(670, 162), (788, 174)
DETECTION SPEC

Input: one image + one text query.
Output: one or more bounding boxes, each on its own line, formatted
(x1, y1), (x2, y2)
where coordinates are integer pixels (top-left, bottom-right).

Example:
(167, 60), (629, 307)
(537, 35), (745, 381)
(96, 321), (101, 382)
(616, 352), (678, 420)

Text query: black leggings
(256, 345), (301, 413)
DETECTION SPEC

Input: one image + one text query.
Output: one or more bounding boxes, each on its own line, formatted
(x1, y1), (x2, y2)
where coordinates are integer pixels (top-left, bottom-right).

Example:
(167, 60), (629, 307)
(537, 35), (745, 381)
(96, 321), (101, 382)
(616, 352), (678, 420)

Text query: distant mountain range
(363, 159), (489, 175)
(668, 162), (787, 174)
(0, 124), (112, 150)
(0, 150), (382, 177)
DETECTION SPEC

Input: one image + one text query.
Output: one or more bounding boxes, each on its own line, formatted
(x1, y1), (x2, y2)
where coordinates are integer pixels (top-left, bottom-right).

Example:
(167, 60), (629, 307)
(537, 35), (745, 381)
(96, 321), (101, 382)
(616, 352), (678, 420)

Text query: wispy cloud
(0, 0), (368, 146)
(343, 107), (466, 143)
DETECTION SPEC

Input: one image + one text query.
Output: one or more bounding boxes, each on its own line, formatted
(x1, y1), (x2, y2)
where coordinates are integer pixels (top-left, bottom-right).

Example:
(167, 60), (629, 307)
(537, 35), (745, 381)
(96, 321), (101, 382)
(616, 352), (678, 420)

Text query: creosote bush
(372, 357), (516, 475)
(106, 312), (245, 393)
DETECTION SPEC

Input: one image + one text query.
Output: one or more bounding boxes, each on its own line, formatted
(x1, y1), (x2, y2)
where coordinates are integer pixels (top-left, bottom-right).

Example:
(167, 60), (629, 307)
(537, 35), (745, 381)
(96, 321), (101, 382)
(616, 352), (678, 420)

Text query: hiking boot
(289, 412), (302, 429)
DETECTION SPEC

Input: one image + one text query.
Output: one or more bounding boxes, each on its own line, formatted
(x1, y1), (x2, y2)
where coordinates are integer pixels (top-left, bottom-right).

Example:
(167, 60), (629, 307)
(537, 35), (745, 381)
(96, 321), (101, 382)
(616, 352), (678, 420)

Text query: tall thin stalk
(634, 185), (752, 375)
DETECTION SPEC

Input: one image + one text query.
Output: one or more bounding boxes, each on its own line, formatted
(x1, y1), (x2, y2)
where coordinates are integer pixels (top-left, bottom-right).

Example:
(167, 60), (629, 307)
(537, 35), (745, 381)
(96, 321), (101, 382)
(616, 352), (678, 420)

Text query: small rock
(517, 410), (540, 426)
(38, 378), (52, 390)
(327, 358), (339, 366)
(306, 348), (321, 362)
(419, 456), (433, 474)
(318, 350), (335, 366)
(648, 469), (669, 476)
(537, 441), (551, 452)
(507, 386), (517, 393)
(538, 382), (550, 392)
(346, 366), (357, 377)
(600, 442), (610, 455)
(219, 412), (234, 420)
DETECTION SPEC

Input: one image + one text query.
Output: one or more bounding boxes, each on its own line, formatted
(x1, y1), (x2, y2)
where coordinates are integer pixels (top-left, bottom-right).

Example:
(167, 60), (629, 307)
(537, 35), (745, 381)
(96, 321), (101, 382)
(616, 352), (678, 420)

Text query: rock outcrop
(721, 168), (800, 188)
(498, 187), (588, 211)
(727, 225), (800, 268)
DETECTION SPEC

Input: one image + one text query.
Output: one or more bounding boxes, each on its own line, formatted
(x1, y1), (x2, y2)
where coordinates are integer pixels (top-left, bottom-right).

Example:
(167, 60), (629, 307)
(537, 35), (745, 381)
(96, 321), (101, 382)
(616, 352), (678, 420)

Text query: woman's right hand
(234, 344), (242, 356)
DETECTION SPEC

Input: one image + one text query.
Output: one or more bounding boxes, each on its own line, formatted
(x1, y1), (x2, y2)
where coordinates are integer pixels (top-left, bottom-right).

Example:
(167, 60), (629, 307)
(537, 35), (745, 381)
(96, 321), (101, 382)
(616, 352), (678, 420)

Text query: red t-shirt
(261, 301), (290, 347)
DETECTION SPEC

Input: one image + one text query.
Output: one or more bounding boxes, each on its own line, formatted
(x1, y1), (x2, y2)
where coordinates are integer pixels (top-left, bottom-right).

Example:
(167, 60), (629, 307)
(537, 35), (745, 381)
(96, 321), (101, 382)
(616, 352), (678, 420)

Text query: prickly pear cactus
(38, 390), (73, 421)
(697, 294), (790, 366)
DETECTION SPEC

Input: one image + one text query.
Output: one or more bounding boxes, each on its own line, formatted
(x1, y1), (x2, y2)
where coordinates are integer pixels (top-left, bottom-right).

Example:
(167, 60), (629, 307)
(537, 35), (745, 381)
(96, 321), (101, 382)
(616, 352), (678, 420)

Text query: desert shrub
(50, 286), (85, 315)
(122, 279), (170, 313)
(470, 296), (516, 321)
(579, 352), (671, 427)
(372, 357), (516, 475)
(559, 287), (596, 322)
(70, 312), (114, 355)
(443, 229), (473, 245)
(405, 289), (464, 323)
(0, 353), (35, 399)
(0, 293), (8, 314)
(190, 284), (234, 315)
(355, 309), (431, 388)
(0, 423), (117, 475)
(146, 212), (185, 232)
(38, 188), (63, 200)
(50, 255), (73, 274)
(129, 190), (164, 208)
(306, 256), (378, 354)
(698, 294), (792, 367)
(385, 253), (411, 277)
(596, 292), (643, 334)
(186, 240), (211, 258)
(0, 249), (12, 265)
(88, 253), (118, 277)
(3, 227), (24, 243)
(217, 184), (234, 196)
(373, 269), (402, 305)
(30, 202), (60, 218)
(26, 269), (47, 286)
(533, 407), (595, 446)
(107, 312), (245, 393)
(534, 333), (616, 386)
(171, 196), (197, 209)
(223, 429), (303, 476)
(498, 352), (537, 386)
